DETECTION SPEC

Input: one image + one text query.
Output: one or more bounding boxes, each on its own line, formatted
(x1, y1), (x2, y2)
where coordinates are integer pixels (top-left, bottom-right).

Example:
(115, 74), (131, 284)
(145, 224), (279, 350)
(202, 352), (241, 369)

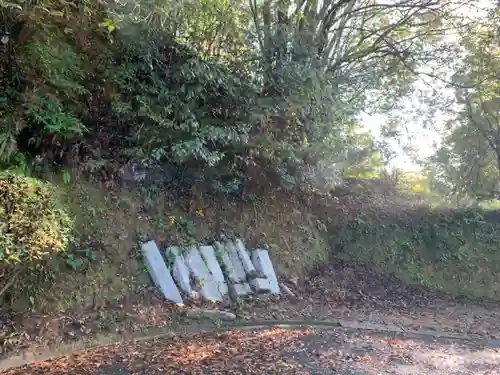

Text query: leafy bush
(0, 173), (73, 296)
(105, 41), (256, 167)
(0, 0), (351, 192)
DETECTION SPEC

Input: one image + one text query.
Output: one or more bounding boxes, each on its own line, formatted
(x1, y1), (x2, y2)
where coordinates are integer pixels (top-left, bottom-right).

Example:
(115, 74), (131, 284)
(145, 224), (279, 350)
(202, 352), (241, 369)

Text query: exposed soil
(245, 258), (500, 340)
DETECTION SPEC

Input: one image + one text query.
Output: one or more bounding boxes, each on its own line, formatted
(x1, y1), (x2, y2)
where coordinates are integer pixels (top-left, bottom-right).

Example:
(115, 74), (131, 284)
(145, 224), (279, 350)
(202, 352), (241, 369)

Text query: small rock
(288, 276), (299, 286)
(189, 291), (202, 300)
(279, 283), (296, 298)
(186, 308), (237, 321)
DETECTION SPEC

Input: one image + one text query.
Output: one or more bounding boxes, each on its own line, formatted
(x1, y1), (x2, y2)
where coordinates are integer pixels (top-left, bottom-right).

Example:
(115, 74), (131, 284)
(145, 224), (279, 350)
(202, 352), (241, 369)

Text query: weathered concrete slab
(218, 241), (247, 284)
(249, 277), (271, 293)
(184, 246), (223, 301)
(213, 241), (234, 281)
(234, 239), (257, 275)
(229, 283), (253, 299)
(214, 241), (251, 298)
(199, 245), (229, 297)
(166, 246), (193, 296)
(235, 239), (270, 293)
(142, 241), (183, 305)
(251, 249), (280, 294)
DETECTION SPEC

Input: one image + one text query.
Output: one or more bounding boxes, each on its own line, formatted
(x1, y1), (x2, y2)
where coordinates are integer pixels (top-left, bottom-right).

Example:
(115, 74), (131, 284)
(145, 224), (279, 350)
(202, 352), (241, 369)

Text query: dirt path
(3, 258), (500, 373)
(293, 327), (500, 375)
(245, 259), (500, 340)
(1, 326), (499, 375)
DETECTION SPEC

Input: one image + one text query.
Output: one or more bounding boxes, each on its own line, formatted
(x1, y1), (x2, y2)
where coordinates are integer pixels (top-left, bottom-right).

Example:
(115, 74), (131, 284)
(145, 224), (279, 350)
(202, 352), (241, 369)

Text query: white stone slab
(184, 246), (223, 301)
(214, 241), (251, 298)
(214, 241), (235, 282)
(166, 246), (193, 296)
(250, 277), (271, 293)
(234, 239), (257, 275)
(199, 245), (228, 297)
(229, 283), (253, 299)
(225, 241), (248, 283)
(142, 241), (183, 304)
(235, 239), (270, 292)
(251, 249), (280, 294)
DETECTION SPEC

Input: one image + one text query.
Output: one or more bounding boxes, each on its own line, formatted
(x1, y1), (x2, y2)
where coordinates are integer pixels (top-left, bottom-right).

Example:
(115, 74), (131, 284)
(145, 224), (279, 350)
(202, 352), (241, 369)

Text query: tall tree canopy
(0, 0), (482, 194)
(427, 1), (500, 200)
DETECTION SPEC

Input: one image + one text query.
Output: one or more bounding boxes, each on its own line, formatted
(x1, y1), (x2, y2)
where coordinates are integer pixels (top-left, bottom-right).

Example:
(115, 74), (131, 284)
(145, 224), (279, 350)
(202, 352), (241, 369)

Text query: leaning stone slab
(199, 245), (229, 297)
(214, 241), (236, 282)
(166, 246), (193, 297)
(234, 239), (257, 275)
(142, 241), (183, 305)
(251, 249), (280, 294)
(235, 239), (270, 292)
(249, 277), (271, 293)
(214, 241), (251, 298)
(226, 241), (249, 283)
(184, 246), (223, 301)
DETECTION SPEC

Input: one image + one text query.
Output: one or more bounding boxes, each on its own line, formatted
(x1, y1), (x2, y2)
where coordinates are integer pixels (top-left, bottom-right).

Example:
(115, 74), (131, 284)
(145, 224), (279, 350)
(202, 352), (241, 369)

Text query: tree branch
(0, 269), (20, 299)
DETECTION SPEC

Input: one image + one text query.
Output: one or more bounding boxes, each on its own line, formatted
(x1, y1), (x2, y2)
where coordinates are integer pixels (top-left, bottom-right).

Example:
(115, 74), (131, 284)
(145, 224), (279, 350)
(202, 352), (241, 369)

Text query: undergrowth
(333, 206), (500, 299)
(2, 0), (500, 315)
(0, 173), (73, 302)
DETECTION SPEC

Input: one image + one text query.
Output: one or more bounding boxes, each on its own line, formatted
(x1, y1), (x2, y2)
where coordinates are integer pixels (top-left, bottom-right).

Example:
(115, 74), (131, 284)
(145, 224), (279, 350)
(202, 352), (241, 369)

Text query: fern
(24, 96), (86, 136)
(0, 131), (17, 163)
(23, 43), (88, 99)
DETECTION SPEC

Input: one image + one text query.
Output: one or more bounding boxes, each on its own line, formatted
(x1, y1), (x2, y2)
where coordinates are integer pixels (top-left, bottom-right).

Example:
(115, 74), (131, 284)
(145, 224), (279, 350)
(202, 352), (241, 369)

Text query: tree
(428, 2), (500, 200)
(249, 0), (450, 100)
(245, 0), (459, 181)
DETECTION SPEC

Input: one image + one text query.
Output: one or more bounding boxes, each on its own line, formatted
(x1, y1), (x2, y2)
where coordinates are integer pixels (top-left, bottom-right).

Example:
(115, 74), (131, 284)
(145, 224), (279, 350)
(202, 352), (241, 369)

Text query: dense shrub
(0, 0), (356, 198)
(0, 173), (73, 296)
(333, 205), (500, 299)
(105, 41), (257, 167)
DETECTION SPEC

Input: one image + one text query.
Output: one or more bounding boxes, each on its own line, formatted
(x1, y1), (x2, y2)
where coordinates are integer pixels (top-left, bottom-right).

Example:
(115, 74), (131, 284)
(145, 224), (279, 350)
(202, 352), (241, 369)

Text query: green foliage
(0, 131), (17, 164)
(106, 41), (256, 166)
(65, 252), (83, 270)
(169, 215), (195, 238)
(0, 0), (485, 305)
(0, 0), (104, 165)
(24, 96), (86, 136)
(23, 43), (87, 99)
(0, 173), (73, 264)
(65, 248), (96, 270)
(427, 6), (500, 202)
(334, 206), (500, 299)
(0, 0), (453, 183)
(0, 41), (89, 163)
(0, 173), (73, 296)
